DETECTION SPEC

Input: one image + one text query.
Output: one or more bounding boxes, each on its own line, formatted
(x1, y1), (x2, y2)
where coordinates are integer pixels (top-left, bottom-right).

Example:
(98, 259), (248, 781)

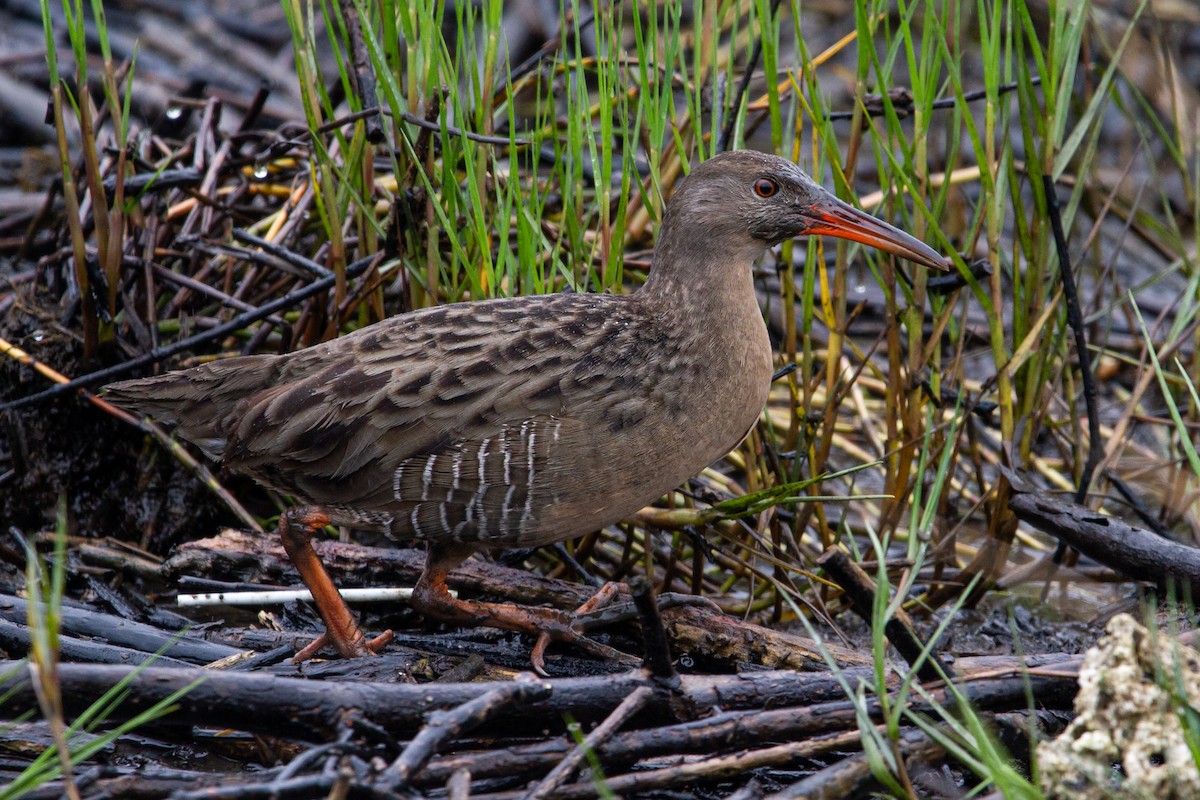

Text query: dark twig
(817, 548), (953, 682)
(233, 82), (271, 136)
(134, 257), (288, 328)
(100, 168), (203, 199)
(717, 0), (784, 153)
(0, 617), (195, 669)
(271, 741), (358, 785)
(551, 542), (604, 587)
(1045, 173), (1102, 566)
(772, 362), (798, 381)
(338, 0), (385, 143)
(0, 253), (381, 411)
(572, 592), (713, 631)
(631, 577), (679, 686)
(927, 257), (992, 294)
(521, 684), (654, 800)
(0, 653), (1078, 755)
(766, 726), (944, 799)
(1007, 474), (1200, 595)
(384, 676), (553, 789)
(170, 774), (397, 800)
(311, 104), (528, 147)
(1047, 174), (1103, 504)
(0, 593), (238, 665)
(825, 76), (1041, 120)
(232, 228), (335, 277)
(1106, 471), (1175, 539)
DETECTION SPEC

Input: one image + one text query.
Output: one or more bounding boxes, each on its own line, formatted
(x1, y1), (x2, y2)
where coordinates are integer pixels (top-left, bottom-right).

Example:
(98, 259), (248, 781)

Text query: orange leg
(279, 507), (393, 662)
(412, 542), (635, 675)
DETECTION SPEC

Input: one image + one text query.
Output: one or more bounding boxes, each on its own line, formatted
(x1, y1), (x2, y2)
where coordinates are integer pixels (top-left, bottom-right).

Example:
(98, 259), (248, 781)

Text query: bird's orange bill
(803, 194), (949, 271)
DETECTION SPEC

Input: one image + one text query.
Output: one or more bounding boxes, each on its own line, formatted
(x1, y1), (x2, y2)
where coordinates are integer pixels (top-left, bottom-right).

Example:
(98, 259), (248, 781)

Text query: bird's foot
(477, 600), (636, 676)
(572, 590), (721, 628)
(290, 627), (395, 664)
(527, 584), (718, 673)
(530, 581), (624, 672)
(412, 569), (635, 675)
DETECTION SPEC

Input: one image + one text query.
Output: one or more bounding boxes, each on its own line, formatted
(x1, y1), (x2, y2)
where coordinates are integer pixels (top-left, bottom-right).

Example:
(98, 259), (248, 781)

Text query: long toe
(290, 628), (394, 663)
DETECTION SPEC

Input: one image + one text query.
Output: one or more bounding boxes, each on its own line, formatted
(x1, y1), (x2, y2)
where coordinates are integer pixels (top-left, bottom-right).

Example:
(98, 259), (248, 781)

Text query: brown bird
(104, 151), (947, 667)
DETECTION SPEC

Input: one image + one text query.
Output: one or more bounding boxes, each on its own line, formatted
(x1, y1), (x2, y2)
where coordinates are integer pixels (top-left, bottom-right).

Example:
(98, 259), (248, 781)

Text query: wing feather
(104, 292), (668, 543)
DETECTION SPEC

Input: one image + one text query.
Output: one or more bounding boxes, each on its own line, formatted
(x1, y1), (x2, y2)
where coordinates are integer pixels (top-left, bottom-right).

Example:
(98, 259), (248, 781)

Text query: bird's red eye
(753, 178), (778, 198)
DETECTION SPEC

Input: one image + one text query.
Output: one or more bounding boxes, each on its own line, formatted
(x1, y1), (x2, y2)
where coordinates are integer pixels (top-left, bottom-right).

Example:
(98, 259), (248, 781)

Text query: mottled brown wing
(106, 292), (661, 543)
(217, 296), (635, 541)
(105, 294), (595, 459)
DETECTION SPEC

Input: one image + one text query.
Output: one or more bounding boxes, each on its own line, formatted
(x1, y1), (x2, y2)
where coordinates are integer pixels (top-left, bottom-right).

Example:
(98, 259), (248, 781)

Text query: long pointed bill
(802, 193), (949, 271)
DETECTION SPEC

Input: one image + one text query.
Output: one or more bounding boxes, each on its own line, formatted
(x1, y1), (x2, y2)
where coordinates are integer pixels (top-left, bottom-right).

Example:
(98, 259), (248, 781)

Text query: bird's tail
(103, 355), (283, 457)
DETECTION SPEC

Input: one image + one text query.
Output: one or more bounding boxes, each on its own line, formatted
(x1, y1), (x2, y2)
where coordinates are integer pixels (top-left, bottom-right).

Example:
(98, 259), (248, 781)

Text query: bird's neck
(632, 234), (775, 473)
(639, 232), (765, 319)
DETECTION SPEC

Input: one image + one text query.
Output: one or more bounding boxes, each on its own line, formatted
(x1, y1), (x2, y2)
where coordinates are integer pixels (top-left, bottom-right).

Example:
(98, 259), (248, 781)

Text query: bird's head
(653, 150), (948, 274)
